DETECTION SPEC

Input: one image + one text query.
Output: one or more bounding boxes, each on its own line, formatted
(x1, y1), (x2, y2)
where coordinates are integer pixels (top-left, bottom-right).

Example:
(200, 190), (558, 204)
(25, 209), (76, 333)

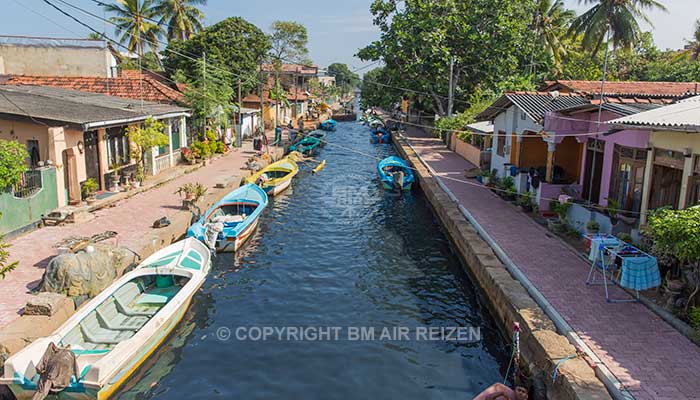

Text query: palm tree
(568, 0), (667, 56)
(676, 19), (700, 61)
(533, 0), (575, 68)
(103, 0), (162, 56)
(153, 0), (206, 42)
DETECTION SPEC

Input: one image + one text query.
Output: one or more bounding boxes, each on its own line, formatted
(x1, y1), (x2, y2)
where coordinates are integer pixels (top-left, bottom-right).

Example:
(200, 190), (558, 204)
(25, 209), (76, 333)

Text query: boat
(370, 127), (391, 144)
(305, 131), (327, 146)
(319, 119), (337, 131)
(289, 136), (321, 156)
(187, 184), (268, 252)
(245, 157), (299, 196)
(0, 238), (211, 400)
(378, 156), (415, 191)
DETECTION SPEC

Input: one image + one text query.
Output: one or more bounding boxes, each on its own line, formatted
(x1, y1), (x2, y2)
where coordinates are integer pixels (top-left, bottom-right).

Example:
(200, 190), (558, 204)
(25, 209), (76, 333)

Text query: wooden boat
(319, 119), (337, 131)
(378, 156), (415, 191)
(306, 131), (327, 146)
(187, 184), (268, 252)
(245, 157), (299, 196)
(370, 127), (391, 144)
(289, 137), (321, 156)
(0, 238), (211, 400)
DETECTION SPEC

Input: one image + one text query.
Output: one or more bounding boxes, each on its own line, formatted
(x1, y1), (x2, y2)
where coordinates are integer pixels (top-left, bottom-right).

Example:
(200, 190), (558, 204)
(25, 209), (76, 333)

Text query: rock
(39, 244), (138, 298)
(24, 293), (72, 316)
(464, 167), (481, 179)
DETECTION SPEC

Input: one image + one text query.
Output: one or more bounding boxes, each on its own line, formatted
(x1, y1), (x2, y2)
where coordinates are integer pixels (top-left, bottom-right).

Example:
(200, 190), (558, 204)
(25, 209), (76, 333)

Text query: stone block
(23, 293), (73, 317)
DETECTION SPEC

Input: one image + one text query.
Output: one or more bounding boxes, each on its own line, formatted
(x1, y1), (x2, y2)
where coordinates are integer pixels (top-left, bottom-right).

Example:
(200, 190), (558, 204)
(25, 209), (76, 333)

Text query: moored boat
(187, 184), (268, 252)
(289, 136), (321, 156)
(378, 156), (415, 191)
(306, 131), (327, 146)
(319, 119), (337, 131)
(245, 157), (299, 196)
(0, 238), (211, 400)
(370, 127), (391, 144)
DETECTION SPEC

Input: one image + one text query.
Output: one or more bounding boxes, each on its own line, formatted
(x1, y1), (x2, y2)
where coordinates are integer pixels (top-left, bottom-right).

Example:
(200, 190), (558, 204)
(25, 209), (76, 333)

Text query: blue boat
(370, 127), (391, 144)
(319, 119), (337, 131)
(187, 184), (268, 252)
(378, 156), (415, 191)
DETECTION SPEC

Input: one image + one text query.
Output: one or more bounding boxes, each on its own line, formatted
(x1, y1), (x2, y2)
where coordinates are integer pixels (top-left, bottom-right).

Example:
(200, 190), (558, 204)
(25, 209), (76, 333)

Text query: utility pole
(447, 56), (455, 117)
(588, 29), (611, 208)
(202, 52), (207, 134)
(237, 79), (243, 148)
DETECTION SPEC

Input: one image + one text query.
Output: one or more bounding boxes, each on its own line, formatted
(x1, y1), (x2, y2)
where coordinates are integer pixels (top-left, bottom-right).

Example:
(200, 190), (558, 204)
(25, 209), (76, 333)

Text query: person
(298, 117), (305, 133)
(473, 383), (529, 400)
(275, 125), (283, 145)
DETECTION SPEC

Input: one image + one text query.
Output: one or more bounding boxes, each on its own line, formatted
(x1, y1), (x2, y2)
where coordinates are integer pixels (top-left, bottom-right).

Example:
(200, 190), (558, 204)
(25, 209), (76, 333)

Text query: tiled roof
(610, 96), (700, 131)
(477, 92), (589, 123)
(541, 80), (700, 98)
(0, 73), (185, 104)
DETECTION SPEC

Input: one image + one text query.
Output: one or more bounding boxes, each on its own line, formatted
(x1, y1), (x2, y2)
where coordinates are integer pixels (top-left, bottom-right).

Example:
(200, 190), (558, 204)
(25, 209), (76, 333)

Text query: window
(496, 131), (506, 157)
(26, 139), (40, 168)
(107, 127), (130, 167)
(610, 145), (647, 212)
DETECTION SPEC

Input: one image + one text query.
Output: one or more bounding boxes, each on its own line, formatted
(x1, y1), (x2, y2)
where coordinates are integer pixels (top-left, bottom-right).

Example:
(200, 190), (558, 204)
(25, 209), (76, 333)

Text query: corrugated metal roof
(0, 35), (106, 49)
(610, 96), (700, 131)
(477, 92), (588, 123)
(467, 121), (494, 133)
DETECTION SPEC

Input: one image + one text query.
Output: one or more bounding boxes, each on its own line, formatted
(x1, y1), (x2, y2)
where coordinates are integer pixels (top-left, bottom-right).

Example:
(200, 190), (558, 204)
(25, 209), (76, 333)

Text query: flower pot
(185, 193), (195, 201)
(86, 197), (97, 205)
(482, 177), (490, 185)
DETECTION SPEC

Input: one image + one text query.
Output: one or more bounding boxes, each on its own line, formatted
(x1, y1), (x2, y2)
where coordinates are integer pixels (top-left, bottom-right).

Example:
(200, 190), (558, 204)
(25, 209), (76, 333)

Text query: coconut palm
(153, 0), (206, 41)
(676, 19), (700, 62)
(533, 0), (575, 67)
(103, 0), (162, 56)
(568, 0), (667, 56)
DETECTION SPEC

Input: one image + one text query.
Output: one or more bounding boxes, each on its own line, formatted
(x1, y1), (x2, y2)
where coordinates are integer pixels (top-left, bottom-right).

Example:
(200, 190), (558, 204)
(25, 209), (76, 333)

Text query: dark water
(116, 122), (510, 399)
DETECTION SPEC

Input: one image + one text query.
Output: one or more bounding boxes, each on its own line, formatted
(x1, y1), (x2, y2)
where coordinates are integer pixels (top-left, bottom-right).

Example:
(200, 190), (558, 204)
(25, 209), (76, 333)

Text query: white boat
(0, 238), (211, 399)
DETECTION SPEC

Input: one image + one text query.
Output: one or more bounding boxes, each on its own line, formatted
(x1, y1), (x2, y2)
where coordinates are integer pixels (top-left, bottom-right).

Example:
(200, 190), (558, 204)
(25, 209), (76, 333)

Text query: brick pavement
(0, 145), (259, 328)
(402, 127), (700, 400)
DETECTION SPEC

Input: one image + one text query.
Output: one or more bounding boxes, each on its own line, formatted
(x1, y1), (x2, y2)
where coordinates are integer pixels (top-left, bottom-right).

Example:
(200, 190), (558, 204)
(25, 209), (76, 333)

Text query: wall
(0, 167), (59, 235)
(0, 44), (115, 77)
(650, 129), (700, 153)
(490, 105), (544, 178)
(451, 134), (482, 167)
(0, 120), (50, 164)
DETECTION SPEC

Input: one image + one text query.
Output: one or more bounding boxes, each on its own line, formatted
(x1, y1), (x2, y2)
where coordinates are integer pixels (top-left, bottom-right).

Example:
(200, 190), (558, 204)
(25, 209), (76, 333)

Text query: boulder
(24, 293), (72, 317)
(39, 244), (138, 298)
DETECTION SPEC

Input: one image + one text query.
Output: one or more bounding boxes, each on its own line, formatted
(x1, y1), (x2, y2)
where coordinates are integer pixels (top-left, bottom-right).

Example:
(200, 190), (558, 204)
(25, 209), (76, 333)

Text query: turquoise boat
(319, 119), (337, 131)
(306, 131), (327, 146)
(378, 156), (415, 191)
(0, 238), (212, 400)
(187, 184), (268, 252)
(289, 136), (321, 156)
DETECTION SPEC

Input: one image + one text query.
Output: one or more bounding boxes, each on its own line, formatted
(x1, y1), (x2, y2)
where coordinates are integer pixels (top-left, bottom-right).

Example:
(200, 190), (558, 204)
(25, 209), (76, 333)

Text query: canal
(116, 122), (510, 399)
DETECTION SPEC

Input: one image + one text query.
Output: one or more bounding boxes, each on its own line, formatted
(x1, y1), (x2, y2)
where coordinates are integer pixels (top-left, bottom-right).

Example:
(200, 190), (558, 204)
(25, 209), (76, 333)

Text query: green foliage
(127, 117), (169, 168)
(518, 191), (533, 207)
(183, 60), (234, 128)
(119, 51), (163, 72)
(360, 67), (400, 110)
(174, 182), (207, 202)
(153, 0), (206, 41)
(0, 139), (29, 190)
(689, 306), (700, 329)
(189, 140), (211, 159)
(645, 207), (700, 265)
(434, 93), (496, 139)
(102, 0), (161, 56)
(327, 63), (360, 95)
(586, 220), (600, 232)
(0, 233), (17, 279)
(81, 178), (99, 199)
(268, 20), (309, 62)
(616, 232), (633, 243)
(550, 200), (572, 221)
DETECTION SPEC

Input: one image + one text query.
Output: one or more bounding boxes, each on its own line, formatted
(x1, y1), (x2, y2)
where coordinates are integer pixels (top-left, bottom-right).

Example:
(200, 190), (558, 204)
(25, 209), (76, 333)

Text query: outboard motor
(204, 222), (224, 251)
(391, 170), (405, 192)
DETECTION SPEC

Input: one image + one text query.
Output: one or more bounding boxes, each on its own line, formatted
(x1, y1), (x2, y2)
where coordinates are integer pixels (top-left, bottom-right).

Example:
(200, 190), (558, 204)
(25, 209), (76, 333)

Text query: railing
(172, 149), (182, 165)
(13, 169), (43, 199)
(153, 154), (172, 175)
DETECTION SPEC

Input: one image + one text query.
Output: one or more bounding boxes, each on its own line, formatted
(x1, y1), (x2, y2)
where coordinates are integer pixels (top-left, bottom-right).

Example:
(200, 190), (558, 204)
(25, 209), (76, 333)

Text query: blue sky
(4, 0), (697, 73)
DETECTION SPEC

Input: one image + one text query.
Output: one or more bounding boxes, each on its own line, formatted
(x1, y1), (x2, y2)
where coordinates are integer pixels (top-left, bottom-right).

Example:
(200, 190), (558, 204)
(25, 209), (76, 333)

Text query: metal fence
(13, 169), (43, 199)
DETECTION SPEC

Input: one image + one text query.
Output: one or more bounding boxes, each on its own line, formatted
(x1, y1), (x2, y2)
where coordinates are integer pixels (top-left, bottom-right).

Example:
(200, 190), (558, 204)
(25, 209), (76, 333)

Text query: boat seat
(113, 282), (158, 317)
(96, 297), (149, 331)
(80, 313), (135, 345)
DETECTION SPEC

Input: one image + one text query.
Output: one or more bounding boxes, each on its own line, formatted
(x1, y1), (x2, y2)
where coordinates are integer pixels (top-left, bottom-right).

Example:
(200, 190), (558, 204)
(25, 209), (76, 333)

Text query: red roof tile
(0, 73), (185, 104)
(542, 80), (700, 98)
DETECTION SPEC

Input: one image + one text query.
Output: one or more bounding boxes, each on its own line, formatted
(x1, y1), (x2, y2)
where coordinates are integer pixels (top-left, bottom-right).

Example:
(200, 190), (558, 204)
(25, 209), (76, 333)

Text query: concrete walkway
(0, 144), (262, 328)
(402, 127), (700, 400)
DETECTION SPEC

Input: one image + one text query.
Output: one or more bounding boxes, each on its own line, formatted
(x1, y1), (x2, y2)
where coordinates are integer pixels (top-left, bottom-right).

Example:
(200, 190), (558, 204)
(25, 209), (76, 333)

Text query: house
(447, 121), (493, 170)
(0, 35), (117, 78)
(610, 97), (700, 224)
(0, 85), (190, 213)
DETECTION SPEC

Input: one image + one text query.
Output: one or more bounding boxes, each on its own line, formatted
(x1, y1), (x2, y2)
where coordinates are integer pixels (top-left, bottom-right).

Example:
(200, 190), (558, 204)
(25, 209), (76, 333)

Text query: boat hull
(215, 215), (259, 252)
(265, 177), (292, 196)
(381, 181), (413, 191)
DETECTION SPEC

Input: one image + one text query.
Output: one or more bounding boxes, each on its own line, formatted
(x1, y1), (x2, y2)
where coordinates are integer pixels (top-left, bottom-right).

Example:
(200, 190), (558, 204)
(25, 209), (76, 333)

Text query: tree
(267, 21), (309, 125)
(184, 58), (234, 131)
(675, 19), (700, 62)
(103, 0), (162, 56)
(0, 139), (29, 190)
(162, 17), (270, 95)
(127, 117), (169, 179)
(360, 67), (401, 110)
(153, 0), (206, 42)
(533, 0), (575, 70)
(327, 63), (360, 96)
(568, 0), (667, 56)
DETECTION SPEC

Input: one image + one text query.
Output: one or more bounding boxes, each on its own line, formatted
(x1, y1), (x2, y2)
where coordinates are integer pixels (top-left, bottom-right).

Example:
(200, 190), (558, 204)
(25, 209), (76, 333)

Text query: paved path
(0, 146), (258, 328)
(402, 127), (700, 400)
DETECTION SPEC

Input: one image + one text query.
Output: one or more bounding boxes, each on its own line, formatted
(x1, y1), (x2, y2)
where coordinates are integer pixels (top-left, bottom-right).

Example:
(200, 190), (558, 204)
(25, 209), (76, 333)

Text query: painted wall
(450, 133), (482, 167)
(0, 167), (59, 235)
(490, 105), (544, 177)
(0, 44), (115, 77)
(650, 130), (700, 153)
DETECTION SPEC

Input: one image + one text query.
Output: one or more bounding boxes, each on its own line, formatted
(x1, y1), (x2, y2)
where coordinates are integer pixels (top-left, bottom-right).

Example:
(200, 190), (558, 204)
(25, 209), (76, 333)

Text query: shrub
(645, 207), (700, 265)
(81, 178), (98, 199)
(616, 232), (633, 244)
(689, 306), (700, 329)
(0, 139), (30, 189)
(190, 141), (211, 159)
(586, 220), (600, 232)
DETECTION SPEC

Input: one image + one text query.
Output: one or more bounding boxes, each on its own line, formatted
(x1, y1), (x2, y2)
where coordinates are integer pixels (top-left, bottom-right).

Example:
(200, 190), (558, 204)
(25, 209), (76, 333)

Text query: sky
(3, 0), (698, 73)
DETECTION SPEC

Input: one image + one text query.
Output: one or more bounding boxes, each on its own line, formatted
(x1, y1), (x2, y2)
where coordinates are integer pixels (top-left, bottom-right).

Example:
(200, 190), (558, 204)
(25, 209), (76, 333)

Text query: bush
(586, 220), (600, 232)
(81, 178), (98, 199)
(0, 139), (30, 189)
(645, 207), (700, 265)
(190, 141), (211, 159)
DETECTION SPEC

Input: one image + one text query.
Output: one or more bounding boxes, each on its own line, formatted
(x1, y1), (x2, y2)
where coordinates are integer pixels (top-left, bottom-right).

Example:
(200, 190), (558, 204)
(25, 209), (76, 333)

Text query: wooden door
(83, 131), (101, 189)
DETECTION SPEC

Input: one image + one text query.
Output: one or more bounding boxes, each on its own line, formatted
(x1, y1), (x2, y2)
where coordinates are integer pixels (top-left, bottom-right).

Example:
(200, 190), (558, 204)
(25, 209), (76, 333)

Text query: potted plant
(479, 170), (492, 185)
(175, 183), (208, 209)
(181, 148), (196, 165)
(109, 163), (121, 192)
(518, 191), (533, 212)
(81, 178), (98, 205)
(585, 220), (600, 235)
(605, 198), (621, 225)
(133, 165), (145, 189)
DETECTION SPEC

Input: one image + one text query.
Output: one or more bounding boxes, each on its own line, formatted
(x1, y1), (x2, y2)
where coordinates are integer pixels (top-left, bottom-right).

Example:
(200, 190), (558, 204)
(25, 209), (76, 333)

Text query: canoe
(289, 137), (321, 156)
(187, 184), (268, 252)
(319, 119), (337, 131)
(378, 156), (415, 191)
(306, 131), (327, 146)
(245, 157), (299, 196)
(0, 238), (211, 400)
(370, 127), (391, 144)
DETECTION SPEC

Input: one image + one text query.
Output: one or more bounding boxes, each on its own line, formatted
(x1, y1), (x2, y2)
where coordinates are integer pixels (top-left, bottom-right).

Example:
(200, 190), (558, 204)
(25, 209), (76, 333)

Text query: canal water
(116, 122), (510, 399)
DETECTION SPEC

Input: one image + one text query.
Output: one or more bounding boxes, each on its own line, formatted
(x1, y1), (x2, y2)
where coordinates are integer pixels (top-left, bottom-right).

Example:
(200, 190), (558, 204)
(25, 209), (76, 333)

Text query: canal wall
(391, 132), (611, 400)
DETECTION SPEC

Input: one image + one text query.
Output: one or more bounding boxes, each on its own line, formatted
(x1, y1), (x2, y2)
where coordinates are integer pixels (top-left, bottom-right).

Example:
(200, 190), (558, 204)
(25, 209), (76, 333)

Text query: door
(83, 131), (101, 189)
(582, 146), (604, 203)
(649, 165), (683, 210)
